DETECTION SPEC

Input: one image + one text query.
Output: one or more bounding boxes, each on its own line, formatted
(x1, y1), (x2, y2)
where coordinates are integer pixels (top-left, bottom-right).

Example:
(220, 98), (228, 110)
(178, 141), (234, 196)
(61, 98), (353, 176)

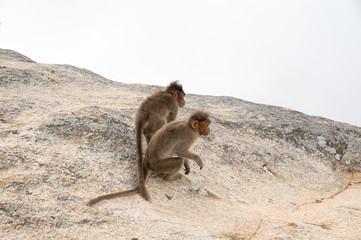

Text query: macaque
(87, 110), (211, 206)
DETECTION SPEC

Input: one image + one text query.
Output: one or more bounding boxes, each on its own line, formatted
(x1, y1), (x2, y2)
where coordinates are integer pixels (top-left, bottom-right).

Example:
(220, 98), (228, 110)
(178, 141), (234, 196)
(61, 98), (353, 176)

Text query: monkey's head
(174, 90), (185, 107)
(165, 81), (186, 108)
(189, 110), (211, 136)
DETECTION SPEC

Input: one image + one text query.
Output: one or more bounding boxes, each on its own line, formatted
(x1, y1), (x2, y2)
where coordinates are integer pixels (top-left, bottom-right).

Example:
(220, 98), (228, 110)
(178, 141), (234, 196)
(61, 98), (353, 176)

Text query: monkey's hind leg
(145, 133), (152, 145)
(150, 157), (184, 181)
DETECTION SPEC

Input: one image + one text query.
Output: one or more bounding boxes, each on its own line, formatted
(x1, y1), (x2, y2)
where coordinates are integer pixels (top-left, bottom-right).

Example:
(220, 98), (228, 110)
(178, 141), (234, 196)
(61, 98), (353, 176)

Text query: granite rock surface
(1, 49), (360, 239)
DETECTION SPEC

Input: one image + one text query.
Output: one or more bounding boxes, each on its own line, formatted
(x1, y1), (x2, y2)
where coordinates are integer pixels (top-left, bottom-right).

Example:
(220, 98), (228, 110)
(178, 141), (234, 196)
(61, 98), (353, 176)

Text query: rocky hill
(1, 49), (360, 239)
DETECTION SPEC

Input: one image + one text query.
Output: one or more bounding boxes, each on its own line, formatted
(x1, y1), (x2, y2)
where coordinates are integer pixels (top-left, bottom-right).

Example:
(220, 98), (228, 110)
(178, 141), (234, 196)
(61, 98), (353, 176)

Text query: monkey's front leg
(167, 111), (177, 123)
(184, 160), (190, 175)
(178, 151), (203, 170)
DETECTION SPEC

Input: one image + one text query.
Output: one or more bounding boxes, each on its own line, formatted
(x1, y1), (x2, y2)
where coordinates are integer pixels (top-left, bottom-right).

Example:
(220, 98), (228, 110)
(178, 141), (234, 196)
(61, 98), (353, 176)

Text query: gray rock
(1, 48), (360, 240)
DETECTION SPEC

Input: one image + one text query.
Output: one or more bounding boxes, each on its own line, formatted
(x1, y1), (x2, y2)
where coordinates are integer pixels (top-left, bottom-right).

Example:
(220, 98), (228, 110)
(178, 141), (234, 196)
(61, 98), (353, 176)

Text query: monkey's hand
(184, 160), (190, 175)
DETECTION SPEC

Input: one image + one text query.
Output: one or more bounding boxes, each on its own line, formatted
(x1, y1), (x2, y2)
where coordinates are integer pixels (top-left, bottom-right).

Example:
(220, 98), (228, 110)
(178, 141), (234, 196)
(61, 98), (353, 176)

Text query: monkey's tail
(86, 186), (139, 206)
(136, 120), (151, 201)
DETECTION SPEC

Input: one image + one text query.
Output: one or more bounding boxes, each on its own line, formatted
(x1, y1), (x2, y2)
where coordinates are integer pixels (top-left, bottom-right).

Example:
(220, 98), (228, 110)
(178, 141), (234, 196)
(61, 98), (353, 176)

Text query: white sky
(1, 0), (361, 127)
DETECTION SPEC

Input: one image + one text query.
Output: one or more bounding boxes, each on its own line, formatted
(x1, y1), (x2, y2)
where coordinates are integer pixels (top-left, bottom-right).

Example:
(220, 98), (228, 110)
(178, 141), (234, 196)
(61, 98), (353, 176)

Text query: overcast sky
(1, 0), (361, 127)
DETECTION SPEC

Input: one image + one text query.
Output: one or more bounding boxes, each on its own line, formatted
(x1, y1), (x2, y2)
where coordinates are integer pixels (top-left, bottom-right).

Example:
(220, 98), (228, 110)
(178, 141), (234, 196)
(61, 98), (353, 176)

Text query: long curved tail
(86, 186), (139, 206)
(86, 120), (150, 207)
(136, 120), (151, 201)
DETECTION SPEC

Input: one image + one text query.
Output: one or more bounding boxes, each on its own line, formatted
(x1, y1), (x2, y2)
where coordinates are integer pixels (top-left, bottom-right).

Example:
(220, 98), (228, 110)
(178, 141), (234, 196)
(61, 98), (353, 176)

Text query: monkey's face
(174, 91), (186, 107)
(199, 120), (211, 136)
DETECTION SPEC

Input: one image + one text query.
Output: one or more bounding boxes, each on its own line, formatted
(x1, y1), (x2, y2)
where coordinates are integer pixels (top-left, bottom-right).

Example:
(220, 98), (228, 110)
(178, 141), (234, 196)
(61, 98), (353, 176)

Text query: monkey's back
(135, 91), (177, 124)
(145, 121), (197, 162)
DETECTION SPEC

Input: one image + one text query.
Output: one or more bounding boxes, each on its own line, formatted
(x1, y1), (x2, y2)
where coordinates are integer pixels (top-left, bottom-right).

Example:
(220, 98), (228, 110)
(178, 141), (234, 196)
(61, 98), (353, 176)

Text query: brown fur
(135, 81), (185, 144)
(86, 110), (211, 205)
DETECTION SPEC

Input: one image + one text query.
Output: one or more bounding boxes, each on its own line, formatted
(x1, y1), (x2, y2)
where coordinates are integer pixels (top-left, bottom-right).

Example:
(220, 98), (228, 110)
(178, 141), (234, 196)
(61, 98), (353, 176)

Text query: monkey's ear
(173, 90), (179, 99)
(191, 120), (199, 129)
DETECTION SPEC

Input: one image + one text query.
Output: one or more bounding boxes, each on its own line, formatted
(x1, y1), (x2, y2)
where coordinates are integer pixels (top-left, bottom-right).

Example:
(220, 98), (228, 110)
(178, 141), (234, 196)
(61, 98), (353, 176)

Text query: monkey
(135, 81), (185, 144)
(134, 81), (190, 174)
(86, 110), (211, 206)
